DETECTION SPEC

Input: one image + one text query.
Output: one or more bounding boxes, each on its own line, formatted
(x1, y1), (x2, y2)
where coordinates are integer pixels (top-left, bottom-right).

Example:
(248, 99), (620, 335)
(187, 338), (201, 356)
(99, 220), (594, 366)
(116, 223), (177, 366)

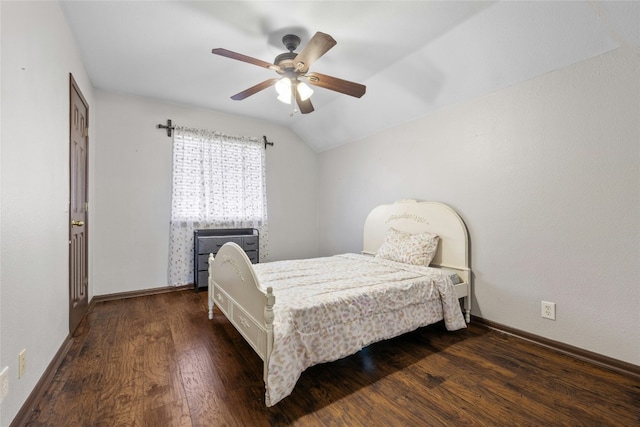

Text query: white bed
(207, 199), (471, 406)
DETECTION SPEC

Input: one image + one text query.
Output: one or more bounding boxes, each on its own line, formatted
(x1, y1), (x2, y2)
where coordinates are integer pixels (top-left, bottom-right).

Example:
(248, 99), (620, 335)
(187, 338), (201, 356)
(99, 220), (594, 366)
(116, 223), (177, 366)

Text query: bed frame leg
(464, 293), (471, 323)
(208, 253), (215, 320)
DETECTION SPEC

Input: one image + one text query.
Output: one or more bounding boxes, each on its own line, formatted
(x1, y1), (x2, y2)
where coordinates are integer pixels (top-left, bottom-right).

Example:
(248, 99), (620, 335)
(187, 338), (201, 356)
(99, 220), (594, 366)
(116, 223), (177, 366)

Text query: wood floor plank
(143, 318), (187, 411)
(28, 311), (120, 425)
(144, 398), (193, 427)
(94, 315), (146, 425)
(24, 290), (640, 426)
(178, 346), (241, 426)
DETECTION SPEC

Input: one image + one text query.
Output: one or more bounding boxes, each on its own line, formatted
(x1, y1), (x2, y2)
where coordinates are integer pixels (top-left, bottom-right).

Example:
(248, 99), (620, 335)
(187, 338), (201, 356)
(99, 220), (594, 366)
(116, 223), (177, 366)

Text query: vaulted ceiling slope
(60, 1), (639, 152)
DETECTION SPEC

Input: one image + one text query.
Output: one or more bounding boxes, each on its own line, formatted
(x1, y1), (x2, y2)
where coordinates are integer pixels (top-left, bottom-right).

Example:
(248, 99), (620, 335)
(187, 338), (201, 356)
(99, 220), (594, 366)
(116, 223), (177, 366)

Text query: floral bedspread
(252, 253), (467, 406)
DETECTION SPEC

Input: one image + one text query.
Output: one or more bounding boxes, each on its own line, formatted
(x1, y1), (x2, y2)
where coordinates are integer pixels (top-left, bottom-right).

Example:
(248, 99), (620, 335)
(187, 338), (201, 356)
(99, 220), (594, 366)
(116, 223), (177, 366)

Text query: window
(171, 129), (267, 224)
(168, 126), (268, 286)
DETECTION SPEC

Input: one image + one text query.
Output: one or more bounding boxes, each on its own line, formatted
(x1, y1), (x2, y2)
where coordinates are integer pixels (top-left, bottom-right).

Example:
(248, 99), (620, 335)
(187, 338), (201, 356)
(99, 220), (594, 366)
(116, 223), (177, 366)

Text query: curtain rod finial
(263, 135), (274, 149)
(158, 119), (175, 137)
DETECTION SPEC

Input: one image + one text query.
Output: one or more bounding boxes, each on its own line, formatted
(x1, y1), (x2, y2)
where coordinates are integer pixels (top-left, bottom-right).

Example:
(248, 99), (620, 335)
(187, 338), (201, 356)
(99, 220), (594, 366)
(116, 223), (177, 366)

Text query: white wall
(318, 46), (640, 366)
(0, 1), (95, 425)
(93, 91), (319, 296)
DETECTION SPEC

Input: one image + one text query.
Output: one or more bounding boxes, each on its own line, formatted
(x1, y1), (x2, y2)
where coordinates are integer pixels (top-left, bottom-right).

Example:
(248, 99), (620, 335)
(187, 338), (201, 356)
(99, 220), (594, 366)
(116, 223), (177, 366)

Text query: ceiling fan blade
(295, 91), (314, 114)
(212, 48), (278, 71)
(305, 72), (366, 98)
(231, 78), (280, 100)
(293, 32), (336, 73)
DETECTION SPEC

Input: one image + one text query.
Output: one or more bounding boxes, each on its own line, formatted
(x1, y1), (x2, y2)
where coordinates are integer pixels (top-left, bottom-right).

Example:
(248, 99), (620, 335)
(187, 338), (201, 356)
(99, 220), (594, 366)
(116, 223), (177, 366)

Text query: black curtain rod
(156, 119), (274, 149)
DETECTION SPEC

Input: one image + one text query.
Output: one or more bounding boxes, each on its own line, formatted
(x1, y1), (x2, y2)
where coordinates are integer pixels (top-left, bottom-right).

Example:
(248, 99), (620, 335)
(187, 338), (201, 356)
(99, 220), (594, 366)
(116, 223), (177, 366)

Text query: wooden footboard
(208, 242), (274, 381)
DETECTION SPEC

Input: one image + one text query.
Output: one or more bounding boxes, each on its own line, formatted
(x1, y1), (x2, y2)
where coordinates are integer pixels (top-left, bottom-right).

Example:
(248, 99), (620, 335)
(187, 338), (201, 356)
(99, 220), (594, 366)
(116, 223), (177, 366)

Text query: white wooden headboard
(362, 199), (470, 273)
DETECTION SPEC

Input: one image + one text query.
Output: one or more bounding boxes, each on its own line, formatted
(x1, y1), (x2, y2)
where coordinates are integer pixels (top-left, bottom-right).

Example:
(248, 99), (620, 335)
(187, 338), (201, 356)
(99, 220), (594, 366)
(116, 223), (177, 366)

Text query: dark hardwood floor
(24, 290), (639, 426)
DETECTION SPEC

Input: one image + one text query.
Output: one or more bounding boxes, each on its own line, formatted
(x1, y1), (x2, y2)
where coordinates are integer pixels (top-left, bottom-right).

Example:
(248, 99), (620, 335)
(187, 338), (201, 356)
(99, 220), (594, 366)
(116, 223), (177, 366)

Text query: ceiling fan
(212, 32), (366, 114)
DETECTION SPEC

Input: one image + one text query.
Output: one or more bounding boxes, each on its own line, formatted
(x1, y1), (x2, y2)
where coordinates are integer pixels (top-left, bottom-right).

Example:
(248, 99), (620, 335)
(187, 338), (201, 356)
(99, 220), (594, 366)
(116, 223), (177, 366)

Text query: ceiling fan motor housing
(274, 51), (297, 68)
(275, 35), (302, 72)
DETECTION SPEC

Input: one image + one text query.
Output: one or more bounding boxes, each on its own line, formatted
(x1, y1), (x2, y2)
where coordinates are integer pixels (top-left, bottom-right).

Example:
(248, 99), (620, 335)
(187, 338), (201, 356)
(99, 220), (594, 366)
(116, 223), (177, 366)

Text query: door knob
(71, 220), (84, 227)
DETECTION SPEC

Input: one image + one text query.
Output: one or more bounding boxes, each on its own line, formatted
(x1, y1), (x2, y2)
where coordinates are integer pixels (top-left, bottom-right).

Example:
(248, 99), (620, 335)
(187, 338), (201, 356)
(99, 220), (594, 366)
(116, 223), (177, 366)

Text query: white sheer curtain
(168, 126), (269, 286)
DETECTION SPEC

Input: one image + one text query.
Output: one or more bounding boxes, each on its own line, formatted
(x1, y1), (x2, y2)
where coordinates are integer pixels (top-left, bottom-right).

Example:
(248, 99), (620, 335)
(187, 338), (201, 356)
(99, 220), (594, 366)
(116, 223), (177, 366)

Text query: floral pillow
(375, 227), (439, 266)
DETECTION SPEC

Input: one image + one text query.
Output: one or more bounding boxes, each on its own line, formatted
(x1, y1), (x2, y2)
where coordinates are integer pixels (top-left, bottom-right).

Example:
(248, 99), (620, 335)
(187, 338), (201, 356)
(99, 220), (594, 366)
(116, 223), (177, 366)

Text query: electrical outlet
(18, 349), (26, 378)
(1, 366), (8, 402)
(541, 301), (556, 320)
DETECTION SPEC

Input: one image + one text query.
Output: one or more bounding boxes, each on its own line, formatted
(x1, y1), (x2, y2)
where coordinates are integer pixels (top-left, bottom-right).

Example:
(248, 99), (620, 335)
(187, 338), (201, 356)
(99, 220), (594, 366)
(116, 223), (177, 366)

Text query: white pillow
(375, 228), (439, 266)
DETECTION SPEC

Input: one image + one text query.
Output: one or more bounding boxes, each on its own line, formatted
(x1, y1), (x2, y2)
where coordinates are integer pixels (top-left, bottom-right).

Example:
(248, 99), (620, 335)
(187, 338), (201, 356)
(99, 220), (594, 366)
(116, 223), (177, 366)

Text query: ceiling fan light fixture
(297, 81), (313, 101)
(277, 92), (292, 104)
(275, 78), (292, 104)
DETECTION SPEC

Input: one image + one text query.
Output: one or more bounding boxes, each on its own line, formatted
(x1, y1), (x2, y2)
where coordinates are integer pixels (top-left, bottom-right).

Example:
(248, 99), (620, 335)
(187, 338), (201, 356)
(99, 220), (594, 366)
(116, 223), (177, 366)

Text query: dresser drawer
(203, 249), (256, 267)
(199, 236), (243, 254)
(197, 254), (210, 271)
(242, 235), (259, 251)
(197, 271), (209, 288)
(245, 250), (258, 264)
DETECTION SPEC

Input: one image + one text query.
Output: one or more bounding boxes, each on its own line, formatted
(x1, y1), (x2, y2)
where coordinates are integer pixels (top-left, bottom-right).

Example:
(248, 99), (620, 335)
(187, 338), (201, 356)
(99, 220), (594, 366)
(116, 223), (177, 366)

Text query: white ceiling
(60, 1), (639, 152)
